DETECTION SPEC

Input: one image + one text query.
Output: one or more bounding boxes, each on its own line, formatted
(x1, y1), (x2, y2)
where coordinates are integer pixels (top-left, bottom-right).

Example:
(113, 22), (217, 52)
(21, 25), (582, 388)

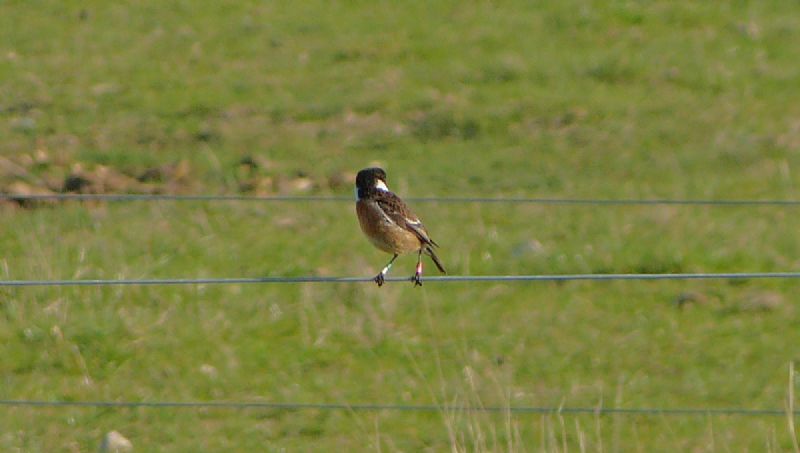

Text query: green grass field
(3, 1), (800, 451)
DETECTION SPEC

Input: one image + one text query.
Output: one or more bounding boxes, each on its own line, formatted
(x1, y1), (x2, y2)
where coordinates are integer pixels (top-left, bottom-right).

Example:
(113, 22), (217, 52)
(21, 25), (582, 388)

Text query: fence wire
(0, 399), (796, 417)
(3, 193), (800, 206)
(1, 272), (800, 287)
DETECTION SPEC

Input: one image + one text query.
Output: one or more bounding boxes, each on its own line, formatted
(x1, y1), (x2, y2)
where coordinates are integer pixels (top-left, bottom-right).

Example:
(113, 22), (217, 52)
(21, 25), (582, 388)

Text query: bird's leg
(374, 254), (398, 287)
(412, 249), (423, 286)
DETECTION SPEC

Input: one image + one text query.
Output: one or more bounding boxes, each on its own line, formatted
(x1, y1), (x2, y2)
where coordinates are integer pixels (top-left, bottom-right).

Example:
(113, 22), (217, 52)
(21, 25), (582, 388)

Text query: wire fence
(0, 399), (796, 417)
(3, 193), (800, 206)
(3, 192), (798, 422)
(2, 272), (800, 287)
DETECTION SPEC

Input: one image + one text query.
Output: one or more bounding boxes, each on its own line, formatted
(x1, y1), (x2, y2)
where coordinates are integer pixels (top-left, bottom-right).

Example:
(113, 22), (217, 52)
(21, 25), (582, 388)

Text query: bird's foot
(411, 260), (422, 286)
(374, 273), (386, 287)
(412, 261), (423, 286)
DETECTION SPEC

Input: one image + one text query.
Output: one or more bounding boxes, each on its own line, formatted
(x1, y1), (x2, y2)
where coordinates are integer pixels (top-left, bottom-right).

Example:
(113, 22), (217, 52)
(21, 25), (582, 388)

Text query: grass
(2, 0), (800, 451)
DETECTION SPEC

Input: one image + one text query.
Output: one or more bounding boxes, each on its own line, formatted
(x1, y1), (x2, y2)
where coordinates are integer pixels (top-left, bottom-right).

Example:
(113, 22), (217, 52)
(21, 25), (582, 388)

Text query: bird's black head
(355, 167), (388, 199)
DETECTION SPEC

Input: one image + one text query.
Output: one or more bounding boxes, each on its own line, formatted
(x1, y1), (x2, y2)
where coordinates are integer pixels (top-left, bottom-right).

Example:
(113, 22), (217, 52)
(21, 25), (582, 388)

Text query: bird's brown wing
(374, 191), (438, 247)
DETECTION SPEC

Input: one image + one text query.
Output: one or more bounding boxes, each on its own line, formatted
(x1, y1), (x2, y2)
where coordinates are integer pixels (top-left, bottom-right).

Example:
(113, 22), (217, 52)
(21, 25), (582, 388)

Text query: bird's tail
(425, 246), (447, 274)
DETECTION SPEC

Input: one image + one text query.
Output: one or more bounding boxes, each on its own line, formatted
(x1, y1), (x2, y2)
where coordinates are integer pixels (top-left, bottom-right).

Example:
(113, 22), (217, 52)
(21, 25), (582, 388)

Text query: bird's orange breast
(356, 200), (422, 254)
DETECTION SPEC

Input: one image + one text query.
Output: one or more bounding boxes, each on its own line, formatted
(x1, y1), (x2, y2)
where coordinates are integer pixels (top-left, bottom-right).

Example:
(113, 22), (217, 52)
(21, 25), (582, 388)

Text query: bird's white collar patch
(374, 180), (389, 191)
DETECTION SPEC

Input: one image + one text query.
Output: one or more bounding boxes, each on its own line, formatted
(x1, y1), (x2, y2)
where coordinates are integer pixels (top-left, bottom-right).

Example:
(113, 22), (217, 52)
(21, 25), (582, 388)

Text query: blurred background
(2, 1), (800, 451)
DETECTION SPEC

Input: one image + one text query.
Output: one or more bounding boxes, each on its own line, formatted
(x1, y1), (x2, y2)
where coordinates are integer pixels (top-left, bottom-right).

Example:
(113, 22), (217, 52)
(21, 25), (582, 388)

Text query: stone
(99, 431), (132, 453)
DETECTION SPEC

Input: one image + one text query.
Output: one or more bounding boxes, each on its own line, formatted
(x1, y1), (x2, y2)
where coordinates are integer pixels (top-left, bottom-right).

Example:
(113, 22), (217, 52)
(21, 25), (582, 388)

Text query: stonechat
(355, 167), (446, 287)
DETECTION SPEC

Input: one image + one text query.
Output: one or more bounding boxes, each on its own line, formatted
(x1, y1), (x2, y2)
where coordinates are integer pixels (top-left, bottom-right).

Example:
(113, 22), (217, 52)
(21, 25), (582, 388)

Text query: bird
(355, 167), (446, 287)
